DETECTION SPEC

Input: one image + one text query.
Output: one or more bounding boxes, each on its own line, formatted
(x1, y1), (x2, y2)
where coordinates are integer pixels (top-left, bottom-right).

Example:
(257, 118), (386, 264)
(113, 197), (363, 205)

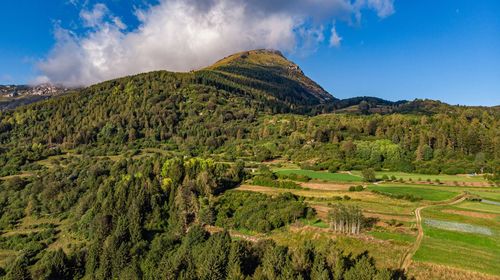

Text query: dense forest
(0, 49), (498, 279)
(0, 156), (403, 279)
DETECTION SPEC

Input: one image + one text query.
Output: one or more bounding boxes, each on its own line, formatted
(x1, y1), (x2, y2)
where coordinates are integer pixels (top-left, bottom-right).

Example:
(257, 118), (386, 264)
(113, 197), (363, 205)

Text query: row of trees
(328, 204), (364, 235)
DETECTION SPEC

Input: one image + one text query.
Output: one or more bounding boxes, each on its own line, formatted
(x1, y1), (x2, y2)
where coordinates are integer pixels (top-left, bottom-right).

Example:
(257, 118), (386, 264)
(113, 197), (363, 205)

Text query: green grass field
(274, 169), (363, 182)
(351, 170), (488, 183)
(456, 201), (500, 215)
(368, 185), (460, 201)
(245, 167), (500, 278)
(414, 225), (500, 276)
(413, 200), (500, 276)
(368, 231), (416, 244)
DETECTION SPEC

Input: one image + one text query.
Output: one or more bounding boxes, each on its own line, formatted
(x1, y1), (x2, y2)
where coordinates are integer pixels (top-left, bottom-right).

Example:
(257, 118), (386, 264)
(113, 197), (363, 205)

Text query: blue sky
(0, 0), (499, 106)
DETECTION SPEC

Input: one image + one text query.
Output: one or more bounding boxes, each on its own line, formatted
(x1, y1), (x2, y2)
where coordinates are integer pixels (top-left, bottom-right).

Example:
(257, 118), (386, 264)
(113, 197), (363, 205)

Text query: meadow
(240, 166), (500, 279)
(368, 184), (460, 201)
(350, 170), (489, 183)
(274, 169), (363, 182)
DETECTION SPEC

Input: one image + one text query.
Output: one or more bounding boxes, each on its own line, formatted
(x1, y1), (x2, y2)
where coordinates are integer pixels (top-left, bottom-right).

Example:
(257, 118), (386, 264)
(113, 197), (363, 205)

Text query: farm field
(239, 167), (500, 279)
(351, 170), (490, 184)
(274, 169), (363, 182)
(368, 184), (460, 201)
(411, 200), (500, 277)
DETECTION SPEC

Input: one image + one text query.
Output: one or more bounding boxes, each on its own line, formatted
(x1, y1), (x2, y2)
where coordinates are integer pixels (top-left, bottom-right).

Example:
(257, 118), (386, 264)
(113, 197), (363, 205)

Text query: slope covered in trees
(0, 49), (498, 278)
(0, 50), (498, 179)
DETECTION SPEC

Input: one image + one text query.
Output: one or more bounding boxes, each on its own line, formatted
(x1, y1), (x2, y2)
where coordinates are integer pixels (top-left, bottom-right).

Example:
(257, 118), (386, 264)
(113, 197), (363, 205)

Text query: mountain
(202, 49), (335, 105)
(0, 49), (498, 280)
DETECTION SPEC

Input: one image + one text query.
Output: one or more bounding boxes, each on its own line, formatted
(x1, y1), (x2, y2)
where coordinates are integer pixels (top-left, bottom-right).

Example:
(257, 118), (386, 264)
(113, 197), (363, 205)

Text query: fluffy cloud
(37, 0), (395, 86)
(329, 25), (342, 47)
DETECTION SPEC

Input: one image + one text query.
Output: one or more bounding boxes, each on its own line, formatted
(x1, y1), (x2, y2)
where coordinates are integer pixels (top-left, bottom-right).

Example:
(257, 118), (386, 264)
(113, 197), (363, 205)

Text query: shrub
(215, 191), (309, 233)
(361, 168), (376, 182)
(349, 185), (364, 192)
(277, 173), (310, 182)
(371, 190), (422, 202)
(251, 176), (302, 189)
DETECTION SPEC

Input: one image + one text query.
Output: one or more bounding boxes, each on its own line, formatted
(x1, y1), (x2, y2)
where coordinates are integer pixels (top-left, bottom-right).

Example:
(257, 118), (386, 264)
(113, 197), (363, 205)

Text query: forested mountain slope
(0, 50), (499, 178)
(0, 49), (499, 279)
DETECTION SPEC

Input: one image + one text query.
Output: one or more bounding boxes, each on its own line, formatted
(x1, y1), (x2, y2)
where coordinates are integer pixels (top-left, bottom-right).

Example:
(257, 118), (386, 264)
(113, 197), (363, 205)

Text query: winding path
(399, 194), (468, 271)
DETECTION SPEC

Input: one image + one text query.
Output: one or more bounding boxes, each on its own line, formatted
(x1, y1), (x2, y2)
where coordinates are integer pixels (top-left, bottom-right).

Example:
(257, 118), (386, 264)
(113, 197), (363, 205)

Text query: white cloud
(329, 25), (342, 47)
(80, 3), (108, 27)
(367, 0), (395, 18)
(38, 0), (395, 87)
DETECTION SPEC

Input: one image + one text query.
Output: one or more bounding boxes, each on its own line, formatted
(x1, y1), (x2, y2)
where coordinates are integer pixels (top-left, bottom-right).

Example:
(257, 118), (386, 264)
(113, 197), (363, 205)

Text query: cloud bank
(38, 0), (395, 86)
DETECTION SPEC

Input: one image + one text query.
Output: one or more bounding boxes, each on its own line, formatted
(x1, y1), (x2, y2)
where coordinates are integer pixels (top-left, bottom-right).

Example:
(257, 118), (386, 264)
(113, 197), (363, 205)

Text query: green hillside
(0, 49), (499, 279)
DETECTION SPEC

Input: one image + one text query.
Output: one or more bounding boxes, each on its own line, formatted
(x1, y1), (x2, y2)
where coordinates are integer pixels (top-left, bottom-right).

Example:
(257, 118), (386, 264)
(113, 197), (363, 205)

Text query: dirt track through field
(399, 194), (468, 271)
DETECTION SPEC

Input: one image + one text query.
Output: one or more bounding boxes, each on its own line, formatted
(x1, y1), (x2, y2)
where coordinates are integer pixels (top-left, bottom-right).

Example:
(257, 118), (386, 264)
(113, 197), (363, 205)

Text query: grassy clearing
(271, 229), (405, 269)
(352, 171), (488, 183)
(237, 184), (376, 200)
(456, 201), (500, 215)
(298, 218), (330, 229)
(424, 219), (493, 236)
(469, 190), (500, 202)
(241, 173), (500, 277)
(409, 261), (500, 280)
(414, 225), (500, 276)
(424, 204), (500, 230)
(368, 185), (459, 201)
(368, 231), (416, 244)
(274, 169), (363, 182)
(415, 201), (500, 276)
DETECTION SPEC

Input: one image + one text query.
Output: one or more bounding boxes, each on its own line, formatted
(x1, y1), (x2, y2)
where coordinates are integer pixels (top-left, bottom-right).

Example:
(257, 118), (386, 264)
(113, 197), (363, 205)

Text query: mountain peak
(208, 49), (290, 69)
(202, 49), (334, 105)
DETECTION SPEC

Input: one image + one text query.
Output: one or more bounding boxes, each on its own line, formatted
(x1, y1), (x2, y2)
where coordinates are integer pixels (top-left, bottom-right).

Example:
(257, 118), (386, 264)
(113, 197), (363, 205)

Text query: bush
(371, 190), (422, 202)
(299, 163), (321, 171)
(277, 173), (310, 182)
(251, 176), (302, 189)
(349, 185), (364, 192)
(361, 168), (376, 182)
(215, 191), (309, 233)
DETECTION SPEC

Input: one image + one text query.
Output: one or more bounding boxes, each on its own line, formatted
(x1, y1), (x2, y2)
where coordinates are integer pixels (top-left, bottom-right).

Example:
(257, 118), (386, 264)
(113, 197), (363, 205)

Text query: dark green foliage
(361, 168), (377, 182)
(251, 176), (302, 189)
(0, 154), (403, 279)
(5, 254), (31, 280)
(277, 172), (311, 182)
(214, 191), (308, 233)
(370, 190), (422, 202)
(348, 185), (364, 192)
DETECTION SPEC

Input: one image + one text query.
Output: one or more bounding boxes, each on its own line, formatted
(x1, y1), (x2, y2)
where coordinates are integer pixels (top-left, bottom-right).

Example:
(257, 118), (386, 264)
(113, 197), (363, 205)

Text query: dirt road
(399, 194), (468, 271)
